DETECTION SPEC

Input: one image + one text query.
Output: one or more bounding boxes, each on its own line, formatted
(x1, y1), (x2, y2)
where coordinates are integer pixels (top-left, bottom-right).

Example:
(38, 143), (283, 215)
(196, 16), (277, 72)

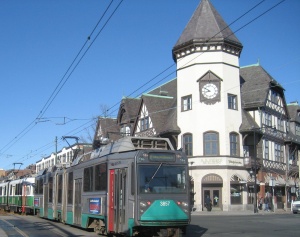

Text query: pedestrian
(205, 195), (212, 211)
(264, 196), (269, 212)
(213, 195), (219, 206)
(259, 197), (263, 210)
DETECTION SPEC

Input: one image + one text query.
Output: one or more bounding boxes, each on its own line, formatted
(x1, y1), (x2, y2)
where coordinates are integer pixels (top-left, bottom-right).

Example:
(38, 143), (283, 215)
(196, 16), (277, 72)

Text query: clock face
(202, 83), (218, 99)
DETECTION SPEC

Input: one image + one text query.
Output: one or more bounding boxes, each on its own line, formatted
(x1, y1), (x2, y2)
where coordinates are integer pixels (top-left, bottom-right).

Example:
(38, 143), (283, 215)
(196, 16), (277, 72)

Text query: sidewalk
(191, 209), (291, 216)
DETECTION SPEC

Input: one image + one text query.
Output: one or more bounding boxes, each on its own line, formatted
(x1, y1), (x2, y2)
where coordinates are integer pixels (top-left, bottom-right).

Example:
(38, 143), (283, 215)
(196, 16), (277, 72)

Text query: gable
(197, 70), (222, 83)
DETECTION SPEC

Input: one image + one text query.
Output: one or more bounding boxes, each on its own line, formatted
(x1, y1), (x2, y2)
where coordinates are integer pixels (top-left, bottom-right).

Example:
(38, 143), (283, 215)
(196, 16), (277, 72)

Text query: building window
(181, 95), (192, 111)
(228, 94), (237, 110)
(140, 117), (149, 131)
(120, 126), (131, 136)
(264, 112), (272, 126)
(230, 184), (243, 204)
(183, 133), (193, 156)
(264, 140), (269, 160)
(296, 124), (300, 136)
(275, 143), (284, 163)
(204, 132), (219, 156)
(230, 133), (239, 156)
(271, 90), (279, 104)
(277, 118), (284, 132)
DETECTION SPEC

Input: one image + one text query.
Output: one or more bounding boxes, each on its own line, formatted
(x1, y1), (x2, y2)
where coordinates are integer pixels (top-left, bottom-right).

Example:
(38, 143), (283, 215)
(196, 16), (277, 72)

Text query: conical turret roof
(173, 0), (242, 60)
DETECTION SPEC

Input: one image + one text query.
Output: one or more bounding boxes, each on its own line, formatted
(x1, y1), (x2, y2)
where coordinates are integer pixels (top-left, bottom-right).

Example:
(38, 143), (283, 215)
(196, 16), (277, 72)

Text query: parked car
(291, 197), (300, 214)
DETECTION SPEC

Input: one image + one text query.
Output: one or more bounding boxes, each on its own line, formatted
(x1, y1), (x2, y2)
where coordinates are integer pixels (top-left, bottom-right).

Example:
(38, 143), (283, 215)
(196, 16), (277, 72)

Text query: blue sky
(0, 0), (299, 170)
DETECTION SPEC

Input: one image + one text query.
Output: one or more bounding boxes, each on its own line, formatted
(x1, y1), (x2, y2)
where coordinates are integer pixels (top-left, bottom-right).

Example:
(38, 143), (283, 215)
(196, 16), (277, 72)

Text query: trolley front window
(138, 164), (187, 194)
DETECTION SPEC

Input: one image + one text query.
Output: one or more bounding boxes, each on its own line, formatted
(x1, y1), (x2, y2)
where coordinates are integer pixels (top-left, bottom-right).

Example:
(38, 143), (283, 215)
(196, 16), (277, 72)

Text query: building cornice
(173, 39), (242, 61)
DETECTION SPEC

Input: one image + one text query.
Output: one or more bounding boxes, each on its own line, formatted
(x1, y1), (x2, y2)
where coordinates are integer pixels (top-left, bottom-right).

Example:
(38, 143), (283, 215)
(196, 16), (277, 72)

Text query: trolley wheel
(155, 228), (183, 237)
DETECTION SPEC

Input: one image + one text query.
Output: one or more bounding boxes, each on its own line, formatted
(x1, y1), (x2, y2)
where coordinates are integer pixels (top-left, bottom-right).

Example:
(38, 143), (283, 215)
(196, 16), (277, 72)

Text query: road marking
(0, 218), (29, 237)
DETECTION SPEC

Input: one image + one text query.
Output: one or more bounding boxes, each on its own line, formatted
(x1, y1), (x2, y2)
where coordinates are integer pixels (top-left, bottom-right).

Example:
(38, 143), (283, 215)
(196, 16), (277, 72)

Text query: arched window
(204, 132), (219, 156)
(183, 133), (193, 156)
(229, 132), (239, 156)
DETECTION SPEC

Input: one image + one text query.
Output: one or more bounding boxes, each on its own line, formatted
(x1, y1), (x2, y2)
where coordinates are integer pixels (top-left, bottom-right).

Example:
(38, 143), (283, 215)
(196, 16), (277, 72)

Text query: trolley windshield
(138, 164), (187, 194)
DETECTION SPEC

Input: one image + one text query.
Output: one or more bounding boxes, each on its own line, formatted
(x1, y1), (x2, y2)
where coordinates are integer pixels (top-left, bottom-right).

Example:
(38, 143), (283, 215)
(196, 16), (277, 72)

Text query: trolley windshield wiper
(147, 162), (163, 186)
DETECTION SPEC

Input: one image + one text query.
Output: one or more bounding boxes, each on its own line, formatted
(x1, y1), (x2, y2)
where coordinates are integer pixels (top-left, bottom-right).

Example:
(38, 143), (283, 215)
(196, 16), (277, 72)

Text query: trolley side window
(95, 163), (107, 191)
(35, 178), (42, 194)
(39, 178), (44, 194)
(131, 162), (135, 195)
(68, 172), (73, 204)
(16, 183), (22, 195)
(49, 177), (53, 203)
(57, 174), (63, 203)
(25, 186), (31, 196)
(84, 167), (94, 192)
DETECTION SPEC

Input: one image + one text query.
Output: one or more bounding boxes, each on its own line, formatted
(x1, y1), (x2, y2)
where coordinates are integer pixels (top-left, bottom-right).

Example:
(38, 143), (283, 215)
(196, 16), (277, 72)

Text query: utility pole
(55, 136), (58, 165)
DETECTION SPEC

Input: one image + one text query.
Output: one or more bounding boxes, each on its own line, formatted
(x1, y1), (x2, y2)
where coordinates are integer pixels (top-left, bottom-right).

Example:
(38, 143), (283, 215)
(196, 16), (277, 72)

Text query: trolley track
(0, 212), (97, 237)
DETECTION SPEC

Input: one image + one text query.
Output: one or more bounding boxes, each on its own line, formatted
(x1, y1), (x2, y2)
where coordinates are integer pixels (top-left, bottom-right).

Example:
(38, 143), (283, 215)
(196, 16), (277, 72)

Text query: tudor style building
(95, 0), (299, 212)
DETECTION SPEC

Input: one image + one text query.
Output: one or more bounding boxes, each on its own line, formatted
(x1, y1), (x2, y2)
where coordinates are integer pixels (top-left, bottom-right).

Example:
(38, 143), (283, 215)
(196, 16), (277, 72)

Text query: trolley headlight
(138, 152), (149, 162)
(176, 153), (186, 162)
(177, 201), (189, 213)
(139, 201), (151, 213)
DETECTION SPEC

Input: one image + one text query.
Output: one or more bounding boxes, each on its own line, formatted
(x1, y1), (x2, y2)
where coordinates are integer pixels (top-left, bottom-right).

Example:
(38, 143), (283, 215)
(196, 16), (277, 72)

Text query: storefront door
(203, 188), (221, 209)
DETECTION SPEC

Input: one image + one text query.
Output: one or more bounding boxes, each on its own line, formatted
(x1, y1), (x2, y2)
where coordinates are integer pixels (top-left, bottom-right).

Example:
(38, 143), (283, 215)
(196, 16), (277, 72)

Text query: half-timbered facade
(240, 63), (299, 210)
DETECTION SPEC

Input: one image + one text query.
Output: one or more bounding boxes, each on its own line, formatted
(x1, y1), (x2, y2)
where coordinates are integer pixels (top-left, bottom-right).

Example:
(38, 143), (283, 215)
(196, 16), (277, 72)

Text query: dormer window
(270, 90), (279, 104)
(120, 126), (131, 136)
(140, 117), (149, 131)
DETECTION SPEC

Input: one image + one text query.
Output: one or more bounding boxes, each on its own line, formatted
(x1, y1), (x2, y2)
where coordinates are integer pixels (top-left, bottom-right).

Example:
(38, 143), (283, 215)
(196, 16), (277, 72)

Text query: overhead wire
(37, 0), (117, 120)
(104, 0), (273, 118)
(0, 0), (124, 162)
(60, 0), (286, 136)
(4, 0), (289, 168)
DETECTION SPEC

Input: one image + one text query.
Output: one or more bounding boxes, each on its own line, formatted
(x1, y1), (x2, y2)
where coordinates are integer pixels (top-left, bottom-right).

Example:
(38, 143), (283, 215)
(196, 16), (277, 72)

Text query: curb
(191, 210), (291, 216)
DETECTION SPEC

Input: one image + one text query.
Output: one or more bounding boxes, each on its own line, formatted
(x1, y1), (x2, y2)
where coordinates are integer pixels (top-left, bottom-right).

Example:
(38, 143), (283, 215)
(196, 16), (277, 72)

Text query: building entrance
(203, 188), (221, 209)
(202, 173), (223, 211)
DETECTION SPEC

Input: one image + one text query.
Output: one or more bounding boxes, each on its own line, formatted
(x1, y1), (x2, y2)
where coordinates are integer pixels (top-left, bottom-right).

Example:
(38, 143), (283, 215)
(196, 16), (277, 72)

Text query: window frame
(271, 90), (279, 104)
(274, 143), (284, 163)
(83, 166), (94, 192)
(203, 132), (219, 156)
(296, 124), (300, 136)
(277, 118), (284, 132)
(67, 172), (73, 204)
(181, 95), (192, 112)
(264, 139), (269, 160)
(183, 133), (193, 156)
(228, 94), (238, 110)
(264, 112), (272, 127)
(140, 116), (149, 131)
(229, 132), (239, 156)
(95, 163), (107, 191)
(230, 183), (243, 205)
